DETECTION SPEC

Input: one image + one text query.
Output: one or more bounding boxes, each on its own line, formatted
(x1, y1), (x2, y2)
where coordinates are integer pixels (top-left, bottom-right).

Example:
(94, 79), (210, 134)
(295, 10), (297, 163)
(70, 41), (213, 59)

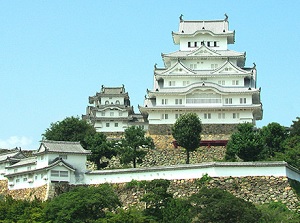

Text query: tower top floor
(172, 14), (235, 51)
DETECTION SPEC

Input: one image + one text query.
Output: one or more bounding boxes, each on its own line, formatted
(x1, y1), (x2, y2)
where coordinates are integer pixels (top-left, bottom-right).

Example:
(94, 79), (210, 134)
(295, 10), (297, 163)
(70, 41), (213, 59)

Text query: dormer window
(105, 101), (109, 105)
(115, 100), (120, 105)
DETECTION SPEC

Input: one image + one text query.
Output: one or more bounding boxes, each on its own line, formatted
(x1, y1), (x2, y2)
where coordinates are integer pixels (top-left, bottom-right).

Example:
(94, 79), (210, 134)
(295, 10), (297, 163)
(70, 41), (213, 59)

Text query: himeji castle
(139, 15), (263, 134)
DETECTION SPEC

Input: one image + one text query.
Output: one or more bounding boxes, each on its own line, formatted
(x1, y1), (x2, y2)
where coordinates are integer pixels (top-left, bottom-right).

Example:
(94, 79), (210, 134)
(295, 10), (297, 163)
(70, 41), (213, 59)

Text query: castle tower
(139, 15), (263, 134)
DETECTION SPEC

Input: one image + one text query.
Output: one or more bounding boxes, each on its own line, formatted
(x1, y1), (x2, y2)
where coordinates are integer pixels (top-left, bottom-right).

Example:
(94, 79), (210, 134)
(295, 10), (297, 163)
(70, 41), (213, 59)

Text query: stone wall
(148, 124), (238, 135)
(114, 176), (300, 212)
(48, 176), (300, 212)
(0, 180), (47, 201)
(1, 177), (299, 212)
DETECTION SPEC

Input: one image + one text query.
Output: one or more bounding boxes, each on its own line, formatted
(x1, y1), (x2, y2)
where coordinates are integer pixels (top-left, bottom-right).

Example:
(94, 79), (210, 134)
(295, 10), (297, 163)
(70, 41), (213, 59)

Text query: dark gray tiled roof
(36, 141), (91, 155)
(6, 157), (36, 168)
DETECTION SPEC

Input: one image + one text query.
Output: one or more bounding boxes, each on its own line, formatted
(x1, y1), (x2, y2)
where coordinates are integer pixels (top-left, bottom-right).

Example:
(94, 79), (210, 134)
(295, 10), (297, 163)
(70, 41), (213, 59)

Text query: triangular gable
(188, 45), (220, 57)
(47, 159), (76, 172)
(36, 143), (47, 154)
(160, 60), (195, 75)
(212, 60), (249, 75)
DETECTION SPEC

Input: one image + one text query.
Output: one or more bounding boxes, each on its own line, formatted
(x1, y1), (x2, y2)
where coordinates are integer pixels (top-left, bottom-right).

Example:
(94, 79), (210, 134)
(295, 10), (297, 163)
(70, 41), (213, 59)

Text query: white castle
(84, 15), (263, 134)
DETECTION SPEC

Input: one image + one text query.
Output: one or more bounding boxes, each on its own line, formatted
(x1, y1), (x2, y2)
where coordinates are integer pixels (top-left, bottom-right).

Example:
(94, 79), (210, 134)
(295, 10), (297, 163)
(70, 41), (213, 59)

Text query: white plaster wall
(85, 162), (299, 185)
(179, 34), (227, 51)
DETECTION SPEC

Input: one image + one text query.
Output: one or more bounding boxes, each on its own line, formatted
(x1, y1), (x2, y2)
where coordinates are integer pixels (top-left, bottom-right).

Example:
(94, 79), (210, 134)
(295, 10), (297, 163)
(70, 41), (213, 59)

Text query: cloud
(0, 136), (33, 150)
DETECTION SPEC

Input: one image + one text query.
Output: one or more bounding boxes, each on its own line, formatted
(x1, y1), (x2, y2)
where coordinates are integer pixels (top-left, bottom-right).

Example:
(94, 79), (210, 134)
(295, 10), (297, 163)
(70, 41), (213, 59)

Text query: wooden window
(233, 113), (240, 119)
(240, 98), (247, 104)
(225, 98), (232, 104)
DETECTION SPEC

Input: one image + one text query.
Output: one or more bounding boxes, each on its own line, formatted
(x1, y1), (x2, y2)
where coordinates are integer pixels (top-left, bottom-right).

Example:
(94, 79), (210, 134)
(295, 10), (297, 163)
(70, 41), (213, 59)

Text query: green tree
(260, 122), (288, 158)
(85, 132), (117, 169)
(42, 116), (96, 144)
(258, 202), (300, 223)
(44, 184), (121, 223)
(141, 179), (173, 221)
(172, 113), (202, 164)
(98, 207), (156, 223)
(118, 126), (154, 168)
(161, 198), (192, 223)
(225, 123), (263, 161)
(271, 135), (300, 169)
(189, 187), (262, 223)
(290, 116), (300, 136)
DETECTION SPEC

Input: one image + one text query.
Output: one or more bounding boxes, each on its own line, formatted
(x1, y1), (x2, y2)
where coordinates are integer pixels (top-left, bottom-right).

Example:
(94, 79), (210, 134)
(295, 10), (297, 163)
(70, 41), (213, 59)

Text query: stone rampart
(0, 180), (47, 201)
(148, 124), (238, 135)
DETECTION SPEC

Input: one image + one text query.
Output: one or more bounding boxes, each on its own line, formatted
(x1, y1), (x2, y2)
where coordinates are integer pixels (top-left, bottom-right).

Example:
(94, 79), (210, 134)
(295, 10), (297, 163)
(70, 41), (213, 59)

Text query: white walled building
(139, 15), (263, 134)
(4, 141), (91, 190)
(83, 85), (148, 133)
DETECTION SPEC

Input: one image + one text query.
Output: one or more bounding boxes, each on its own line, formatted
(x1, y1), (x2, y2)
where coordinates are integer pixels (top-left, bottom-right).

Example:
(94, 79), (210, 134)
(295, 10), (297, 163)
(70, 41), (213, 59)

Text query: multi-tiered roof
(139, 15), (263, 133)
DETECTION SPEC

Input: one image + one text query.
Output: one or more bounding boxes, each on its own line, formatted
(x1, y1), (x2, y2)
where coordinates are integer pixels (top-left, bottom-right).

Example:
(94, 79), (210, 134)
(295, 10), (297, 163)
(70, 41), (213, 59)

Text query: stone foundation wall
(148, 124), (238, 135)
(113, 176), (300, 212)
(0, 180), (47, 201)
(1, 177), (299, 212)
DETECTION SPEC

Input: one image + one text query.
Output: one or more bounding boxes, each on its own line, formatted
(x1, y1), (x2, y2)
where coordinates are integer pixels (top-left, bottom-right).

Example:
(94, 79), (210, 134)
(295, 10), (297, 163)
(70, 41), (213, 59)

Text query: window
(232, 80), (239, 85)
(106, 123), (110, 127)
(51, 170), (68, 177)
(161, 114), (168, 119)
(27, 166), (31, 171)
(105, 100), (109, 105)
(183, 81), (190, 86)
(110, 112), (114, 116)
(14, 169), (18, 173)
(168, 81), (175, 86)
(214, 41), (218, 47)
(194, 42), (197, 47)
(175, 99), (183, 104)
(115, 123), (118, 127)
(207, 41), (211, 47)
(218, 80), (225, 85)
(218, 113), (226, 119)
(119, 111), (123, 116)
(225, 98), (232, 104)
(101, 111), (105, 116)
(162, 99), (168, 105)
(60, 171), (68, 177)
(233, 113), (240, 119)
(23, 177), (27, 182)
(115, 100), (120, 105)
(51, 170), (59, 177)
(16, 179), (20, 183)
(211, 64), (218, 69)
(59, 154), (67, 160)
(190, 64), (197, 69)
(204, 113), (211, 119)
(240, 98), (247, 104)
(175, 114), (181, 119)
(188, 42), (191, 47)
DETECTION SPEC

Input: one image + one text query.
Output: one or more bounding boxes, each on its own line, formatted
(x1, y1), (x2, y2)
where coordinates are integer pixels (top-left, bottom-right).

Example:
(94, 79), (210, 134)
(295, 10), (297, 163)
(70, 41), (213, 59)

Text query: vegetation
(117, 126), (154, 168)
(85, 133), (117, 169)
(225, 118), (300, 170)
(43, 116), (96, 143)
(0, 180), (299, 222)
(44, 184), (121, 223)
(43, 116), (117, 169)
(172, 113), (202, 164)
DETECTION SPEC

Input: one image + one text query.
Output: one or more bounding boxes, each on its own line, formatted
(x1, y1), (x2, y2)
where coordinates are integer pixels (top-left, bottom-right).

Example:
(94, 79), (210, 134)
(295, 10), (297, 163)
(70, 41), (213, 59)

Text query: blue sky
(1, 1), (300, 150)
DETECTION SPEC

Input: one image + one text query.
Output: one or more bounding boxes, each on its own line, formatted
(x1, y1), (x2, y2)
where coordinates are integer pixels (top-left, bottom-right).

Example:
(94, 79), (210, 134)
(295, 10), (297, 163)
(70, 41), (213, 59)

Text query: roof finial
(179, 14), (183, 22)
(253, 62), (256, 69)
(154, 63), (157, 69)
(224, 13), (228, 21)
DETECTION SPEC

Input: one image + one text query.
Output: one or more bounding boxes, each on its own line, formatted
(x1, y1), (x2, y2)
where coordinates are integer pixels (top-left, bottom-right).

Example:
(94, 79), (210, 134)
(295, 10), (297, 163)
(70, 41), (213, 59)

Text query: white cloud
(0, 136), (33, 150)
